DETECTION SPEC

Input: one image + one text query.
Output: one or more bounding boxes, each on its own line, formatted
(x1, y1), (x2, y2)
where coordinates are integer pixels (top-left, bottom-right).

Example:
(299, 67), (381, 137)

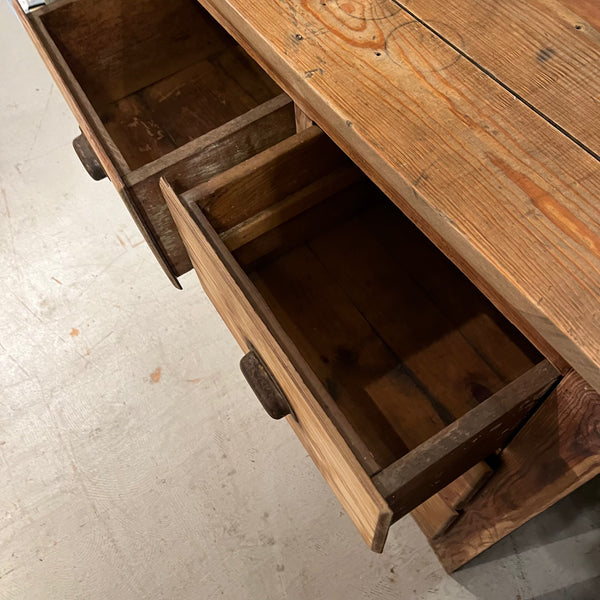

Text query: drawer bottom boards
(162, 127), (559, 551)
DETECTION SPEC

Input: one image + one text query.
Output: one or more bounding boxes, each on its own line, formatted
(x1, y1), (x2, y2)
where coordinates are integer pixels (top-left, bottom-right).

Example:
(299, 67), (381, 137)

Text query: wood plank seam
(389, 0), (600, 162)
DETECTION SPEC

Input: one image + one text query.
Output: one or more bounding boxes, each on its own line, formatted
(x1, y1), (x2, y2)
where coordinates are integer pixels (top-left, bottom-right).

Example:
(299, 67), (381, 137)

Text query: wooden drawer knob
(240, 349), (294, 420)
(72, 133), (107, 181)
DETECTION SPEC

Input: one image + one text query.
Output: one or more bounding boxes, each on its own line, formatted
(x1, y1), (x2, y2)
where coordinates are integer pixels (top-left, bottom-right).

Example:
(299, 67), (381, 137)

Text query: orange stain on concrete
(70, 328), (79, 337)
(150, 367), (162, 383)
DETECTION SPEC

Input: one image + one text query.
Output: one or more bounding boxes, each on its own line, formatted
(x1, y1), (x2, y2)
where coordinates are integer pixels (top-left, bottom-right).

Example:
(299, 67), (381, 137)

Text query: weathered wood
(400, 0), (600, 156)
(252, 246), (408, 471)
(431, 370), (600, 571)
(209, 45), (283, 104)
(182, 126), (356, 233)
(162, 178), (393, 551)
(198, 0), (600, 391)
(40, 0), (236, 108)
(558, 0), (600, 30)
(139, 59), (259, 150)
(365, 366), (483, 537)
(438, 462), (494, 511)
(16, 0), (292, 283)
(128, 95), (297, 276)
(103, 94), (177, 170)
(373, 361), (559, 519)
(232, 180), (373, 269)
(294, 104), (313, 132)
(72, 132), (107, 181)
(365, 365), (494, 534)
(221, 164), (362, 250)
(364, 202), (542, 383)
(309, 216), (505, 420)
(13, 0), (186, 285)
(412, 495), (459, 541)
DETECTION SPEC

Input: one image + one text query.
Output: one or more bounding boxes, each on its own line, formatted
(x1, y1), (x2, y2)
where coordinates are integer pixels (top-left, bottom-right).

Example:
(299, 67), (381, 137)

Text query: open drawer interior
(38, 0), (282, 170)
(20, 0), (296, 282)
(161, 126), (559, 549)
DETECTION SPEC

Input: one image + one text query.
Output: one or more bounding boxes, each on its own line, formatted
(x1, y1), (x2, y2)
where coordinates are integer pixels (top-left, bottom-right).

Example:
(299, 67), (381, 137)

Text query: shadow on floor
(524, 576), (600, 600)
(453, 477), (600, 600)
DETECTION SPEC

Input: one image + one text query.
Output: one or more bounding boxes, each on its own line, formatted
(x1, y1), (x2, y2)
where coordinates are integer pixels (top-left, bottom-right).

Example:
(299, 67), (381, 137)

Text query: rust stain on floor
(70, 328), (79, 337)
(150, 367), (162, 383)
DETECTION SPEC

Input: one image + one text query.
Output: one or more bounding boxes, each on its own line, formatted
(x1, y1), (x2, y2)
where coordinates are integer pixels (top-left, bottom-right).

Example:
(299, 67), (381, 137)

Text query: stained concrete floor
(0, 2), (599, 599)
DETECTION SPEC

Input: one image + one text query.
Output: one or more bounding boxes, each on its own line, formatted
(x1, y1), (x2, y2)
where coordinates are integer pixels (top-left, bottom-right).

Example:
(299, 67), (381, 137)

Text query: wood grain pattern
(364, 202), (542, 383)
(232, 180), (373, 269)
(294, 104), (313, 132)
(127, 96), (297, 276)
(252, 245), (408, 470)
(17, 0), (291, 283)
(366, 366), (490, 537)
(164, 143), (561, 547)
(12, 0), (185, 286)
(183, 126), (357, 233)
(557, 0), (600, 30)
(400, 0), (600, 155)
(438, 461), (493, 511)
(41, 0), (235, 108)
(221, 163), (362, 250)
(373, 360), (559, 518)
(161, 179), (393, 551)
(308, 216), (520, 419)
(197, 0), (600, 391)
(412, 495), (458, 540)
(432, 370), (600, 571)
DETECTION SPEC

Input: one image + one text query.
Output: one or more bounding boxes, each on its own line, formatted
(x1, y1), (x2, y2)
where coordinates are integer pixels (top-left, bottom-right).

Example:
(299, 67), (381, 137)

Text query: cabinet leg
(429, 370), (600, 572)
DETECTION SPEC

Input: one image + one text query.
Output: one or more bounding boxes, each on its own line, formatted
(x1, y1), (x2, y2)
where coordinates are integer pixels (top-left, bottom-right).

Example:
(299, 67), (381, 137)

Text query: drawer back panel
(41, 0), (234, 109)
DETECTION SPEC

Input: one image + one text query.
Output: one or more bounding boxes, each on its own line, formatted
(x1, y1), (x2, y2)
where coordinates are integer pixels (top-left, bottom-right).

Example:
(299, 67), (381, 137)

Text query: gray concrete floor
(1, 2), (599, 598)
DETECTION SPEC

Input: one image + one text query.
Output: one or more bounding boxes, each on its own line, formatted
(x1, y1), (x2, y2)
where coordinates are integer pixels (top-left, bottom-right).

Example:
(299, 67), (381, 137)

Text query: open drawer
(14, 0), (296, 286)
(161, 126), (560, 551)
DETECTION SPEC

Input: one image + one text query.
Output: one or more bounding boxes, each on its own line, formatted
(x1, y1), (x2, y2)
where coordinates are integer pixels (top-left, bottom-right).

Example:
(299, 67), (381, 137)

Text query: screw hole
(575, 24), (583, 30)
(375, 51), (382, 57)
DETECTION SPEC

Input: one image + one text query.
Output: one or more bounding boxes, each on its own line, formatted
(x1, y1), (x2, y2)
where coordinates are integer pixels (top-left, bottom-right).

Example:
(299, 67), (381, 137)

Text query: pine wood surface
(431, 370), (600, 571)
(162, 178), (394, 552)
(162, 124), (558, 549)
(197, 0), (600, 391)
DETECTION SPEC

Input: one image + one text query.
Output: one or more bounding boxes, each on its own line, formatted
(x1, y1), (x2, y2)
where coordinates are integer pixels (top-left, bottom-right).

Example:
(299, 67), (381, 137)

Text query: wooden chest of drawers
(15, 0), (600, 570)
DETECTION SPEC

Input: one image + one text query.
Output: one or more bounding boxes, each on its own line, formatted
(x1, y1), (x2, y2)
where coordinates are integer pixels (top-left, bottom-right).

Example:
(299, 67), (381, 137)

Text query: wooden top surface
(200, 0), (600, 391)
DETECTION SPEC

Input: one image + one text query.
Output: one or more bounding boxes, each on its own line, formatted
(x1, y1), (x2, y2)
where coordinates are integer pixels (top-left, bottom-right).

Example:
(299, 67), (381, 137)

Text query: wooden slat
(372, 361), (559, 518)
(400, 0), (600, 155)
(103, 94), (177, 170)
(161, 179), (393, 551)
(437, 461), (493, 511)
(40, 0), (236, 108)
(221, 164), (362, 250)
(13, 0), (186, 286)
(197, 0), (600, 391)
(128, 95), (297, 276)
(232, 180), (373, 269)
(365, 366), (492, 535)
(210, 45), (282, 104)
(140, 59), (259, 148)
(309, 217), (505, 420)
(294, 104), (313, 132)
(182, 126), (357, 232)
(431, 370), (600, 571)
(363, 202), (542, 383)
(412, 495), (458, 540)
(252, 246), (408, 471)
